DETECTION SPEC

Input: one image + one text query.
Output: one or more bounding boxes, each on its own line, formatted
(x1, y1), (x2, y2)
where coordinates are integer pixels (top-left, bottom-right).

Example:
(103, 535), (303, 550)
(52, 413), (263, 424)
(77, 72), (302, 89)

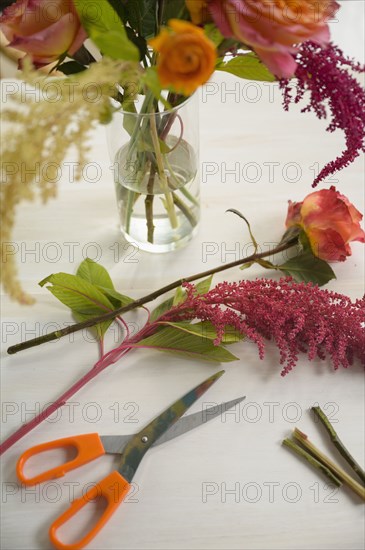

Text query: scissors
(16, 370), (245, 550)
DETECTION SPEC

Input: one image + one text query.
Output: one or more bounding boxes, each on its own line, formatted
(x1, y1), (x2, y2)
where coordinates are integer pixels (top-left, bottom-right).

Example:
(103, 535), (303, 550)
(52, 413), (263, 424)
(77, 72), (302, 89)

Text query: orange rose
(286, 187), (365, 262)
(149, 19), (216, 96)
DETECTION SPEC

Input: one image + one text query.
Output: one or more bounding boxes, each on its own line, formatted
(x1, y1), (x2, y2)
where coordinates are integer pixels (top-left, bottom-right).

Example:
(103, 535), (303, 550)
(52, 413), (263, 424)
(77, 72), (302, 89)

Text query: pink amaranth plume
(1, 277), (363, 456)
(280, 42), (365, 187)
(160, 277), (365, 376)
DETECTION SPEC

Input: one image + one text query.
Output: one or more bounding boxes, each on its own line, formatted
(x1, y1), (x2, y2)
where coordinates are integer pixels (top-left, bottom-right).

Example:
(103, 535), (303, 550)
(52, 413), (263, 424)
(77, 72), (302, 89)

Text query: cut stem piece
(282, 438), (342, 487)
(293, 428), (365, 501)
(172, 192), (197, 228)
(150, 113), (178, 229)
(312, 406), (365, 485)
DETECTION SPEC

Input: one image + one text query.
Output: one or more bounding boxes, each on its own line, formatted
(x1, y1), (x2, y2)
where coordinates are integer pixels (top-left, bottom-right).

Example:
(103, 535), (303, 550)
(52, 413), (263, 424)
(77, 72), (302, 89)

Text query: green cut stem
(172, 192), (197, 227)
(282, 438), (342, 487)
(312, 406), (365, 484)
(150, 112), (178, 228)
(293, 428), (365, 501)
(145, 164), (156, 243)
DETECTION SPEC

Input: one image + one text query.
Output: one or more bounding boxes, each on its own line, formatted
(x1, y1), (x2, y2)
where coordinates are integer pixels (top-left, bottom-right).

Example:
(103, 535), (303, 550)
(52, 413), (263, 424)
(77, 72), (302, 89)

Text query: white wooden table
(1, 61), (364, 550)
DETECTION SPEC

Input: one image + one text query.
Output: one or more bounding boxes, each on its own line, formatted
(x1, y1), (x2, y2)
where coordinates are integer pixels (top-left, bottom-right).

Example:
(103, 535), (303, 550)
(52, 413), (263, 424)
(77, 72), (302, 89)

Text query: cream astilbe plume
(1, 58), (139, 304)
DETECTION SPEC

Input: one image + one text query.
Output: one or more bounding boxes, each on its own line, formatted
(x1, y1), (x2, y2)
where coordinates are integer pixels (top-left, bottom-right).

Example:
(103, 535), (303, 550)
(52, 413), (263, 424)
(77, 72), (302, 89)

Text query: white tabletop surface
(1, 60), (364, 550)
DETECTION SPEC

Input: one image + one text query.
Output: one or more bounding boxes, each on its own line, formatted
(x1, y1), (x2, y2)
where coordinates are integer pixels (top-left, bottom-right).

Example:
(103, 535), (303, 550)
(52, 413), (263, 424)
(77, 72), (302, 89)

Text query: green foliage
(141, 68), (171, 108)
(74, 0), (139, 61)
(58, 61), (86, 75)
(227, 209), (259, 255)
(204, 23), (225, 47)
(133, 326), (239, 362)
(40, 259), (133, 340)
(216, 54), (276, 82)
(157, 321), (244, 344)
(150, 296), (174, 322)
(278, 233), (336, 286)
(123, 0), (157, 39)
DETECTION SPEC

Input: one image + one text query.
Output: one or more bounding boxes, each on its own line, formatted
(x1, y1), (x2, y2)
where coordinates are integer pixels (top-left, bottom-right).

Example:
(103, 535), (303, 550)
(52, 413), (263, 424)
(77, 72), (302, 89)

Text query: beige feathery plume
(1, 57), (140, 303)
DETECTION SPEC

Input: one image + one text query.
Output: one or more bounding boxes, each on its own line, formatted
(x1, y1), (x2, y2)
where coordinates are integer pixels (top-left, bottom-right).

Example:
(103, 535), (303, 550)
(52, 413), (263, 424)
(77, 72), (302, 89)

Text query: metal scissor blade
(100, 396), (245, 455)
(152, 395), (246, 447)
(115, 370), (225, 482)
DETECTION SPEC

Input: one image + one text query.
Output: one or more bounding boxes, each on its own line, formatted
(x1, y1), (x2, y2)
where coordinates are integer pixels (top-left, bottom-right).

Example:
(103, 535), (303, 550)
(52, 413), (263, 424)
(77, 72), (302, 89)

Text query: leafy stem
(7, 237), (299, 355)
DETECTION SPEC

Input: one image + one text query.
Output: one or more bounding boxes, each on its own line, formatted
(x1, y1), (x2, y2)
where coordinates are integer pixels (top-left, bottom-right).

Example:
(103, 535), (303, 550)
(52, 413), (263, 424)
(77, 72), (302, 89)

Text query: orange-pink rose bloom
(286, 187), (365, 262)
(0, 0), (87, 66)
(208, 0), (339, 78)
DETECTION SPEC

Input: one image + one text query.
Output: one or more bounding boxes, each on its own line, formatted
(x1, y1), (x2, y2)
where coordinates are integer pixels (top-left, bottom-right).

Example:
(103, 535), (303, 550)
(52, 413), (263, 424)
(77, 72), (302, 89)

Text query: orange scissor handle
(49, 470), (130, 550)
(16, 433), (105, 486)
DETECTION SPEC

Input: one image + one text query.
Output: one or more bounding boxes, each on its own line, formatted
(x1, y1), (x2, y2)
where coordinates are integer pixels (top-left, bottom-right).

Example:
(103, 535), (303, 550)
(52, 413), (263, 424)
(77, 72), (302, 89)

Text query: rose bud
(208, 0), (339, 78)
(0, 0), (87, 67)
(285, 186), (365, 262)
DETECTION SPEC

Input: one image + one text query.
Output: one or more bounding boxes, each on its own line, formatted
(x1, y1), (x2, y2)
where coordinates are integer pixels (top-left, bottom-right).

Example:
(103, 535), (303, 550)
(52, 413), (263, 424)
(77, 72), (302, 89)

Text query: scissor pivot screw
(141, 436), (148, 443)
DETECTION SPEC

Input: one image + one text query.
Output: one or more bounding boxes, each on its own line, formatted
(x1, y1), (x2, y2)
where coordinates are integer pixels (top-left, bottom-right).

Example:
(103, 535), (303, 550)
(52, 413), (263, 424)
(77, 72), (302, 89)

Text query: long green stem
(7, 237), (298, 355)
(150, 113), (178, 228)
(172, 192), (198, 227)
(145, 164), (156, 242)
(312, 406), (365, 484)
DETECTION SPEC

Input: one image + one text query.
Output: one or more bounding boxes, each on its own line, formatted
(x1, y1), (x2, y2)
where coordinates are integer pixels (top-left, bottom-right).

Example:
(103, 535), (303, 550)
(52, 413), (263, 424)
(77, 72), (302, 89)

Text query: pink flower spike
(158, 277), (365, 375)
(280, 42), (365, 187)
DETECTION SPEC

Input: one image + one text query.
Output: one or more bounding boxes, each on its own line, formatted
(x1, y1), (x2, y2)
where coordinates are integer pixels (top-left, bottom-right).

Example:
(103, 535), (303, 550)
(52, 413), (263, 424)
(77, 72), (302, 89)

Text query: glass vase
(107, 93), (200, 252)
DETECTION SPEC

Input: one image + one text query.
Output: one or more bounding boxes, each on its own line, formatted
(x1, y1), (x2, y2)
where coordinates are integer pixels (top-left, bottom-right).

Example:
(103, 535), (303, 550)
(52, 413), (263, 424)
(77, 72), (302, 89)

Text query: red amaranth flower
(280, 42), (365, 187)
(160, 277), (365, 376)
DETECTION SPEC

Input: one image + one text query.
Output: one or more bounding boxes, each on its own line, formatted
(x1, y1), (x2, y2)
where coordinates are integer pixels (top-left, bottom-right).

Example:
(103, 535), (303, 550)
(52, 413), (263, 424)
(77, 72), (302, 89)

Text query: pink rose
(286, 186), (365, 262)
(208, 0), (339, 78)
(0, 0), (87, 66)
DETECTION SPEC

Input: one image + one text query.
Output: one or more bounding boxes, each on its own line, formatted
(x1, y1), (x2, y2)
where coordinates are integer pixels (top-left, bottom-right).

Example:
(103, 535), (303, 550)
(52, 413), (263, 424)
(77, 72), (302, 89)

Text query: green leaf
(279, 226), (301, 247)
(92, 31), (139, 61)
(157, 321), (244, 344)
(195, 275), (213, 295)
(162, 0), (187, 26)
(124, 0), (157, 39)
(134, 327), (239, 362)
(95, 286), (134, 308)
(40, 273), (114, 314)
(216, 54), (276, 82)
(278, 249), (336, 286)
(150, 297), (174, 322)
(142, 68), (171, 108)
(227, 209), (258, 254)
(204, 23), (225, 47)
(173, 286), (186, 306)
(255, 258), (276, 269)
(74, 0), (139, 61)
(39, 272), (116, 340)
(58, 61), (86, 75)
(72, 311), (113, 341)
(76, 258), (114, 289)
(76, 258), (134, 308)
(122, 99), (138, 136)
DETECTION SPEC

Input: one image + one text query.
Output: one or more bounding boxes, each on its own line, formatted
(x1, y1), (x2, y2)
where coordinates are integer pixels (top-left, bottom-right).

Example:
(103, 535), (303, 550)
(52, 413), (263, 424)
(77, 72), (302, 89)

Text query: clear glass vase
(107, 93), (200, 252)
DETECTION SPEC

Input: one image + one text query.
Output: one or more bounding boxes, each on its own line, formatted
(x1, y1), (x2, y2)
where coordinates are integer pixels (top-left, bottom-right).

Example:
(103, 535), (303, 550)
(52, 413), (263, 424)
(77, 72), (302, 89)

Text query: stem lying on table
(7, 238), (298, 355)
(282, 438), (342, 487)
(312, 406), (365, 484)
(293, 428), (365, 501)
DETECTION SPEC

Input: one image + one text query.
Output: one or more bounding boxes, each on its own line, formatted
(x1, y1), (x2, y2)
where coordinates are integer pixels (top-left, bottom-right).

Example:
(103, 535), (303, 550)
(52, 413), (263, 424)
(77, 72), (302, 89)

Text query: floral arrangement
(1, 187), (364, 456)
(1, 0), (365, 304)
